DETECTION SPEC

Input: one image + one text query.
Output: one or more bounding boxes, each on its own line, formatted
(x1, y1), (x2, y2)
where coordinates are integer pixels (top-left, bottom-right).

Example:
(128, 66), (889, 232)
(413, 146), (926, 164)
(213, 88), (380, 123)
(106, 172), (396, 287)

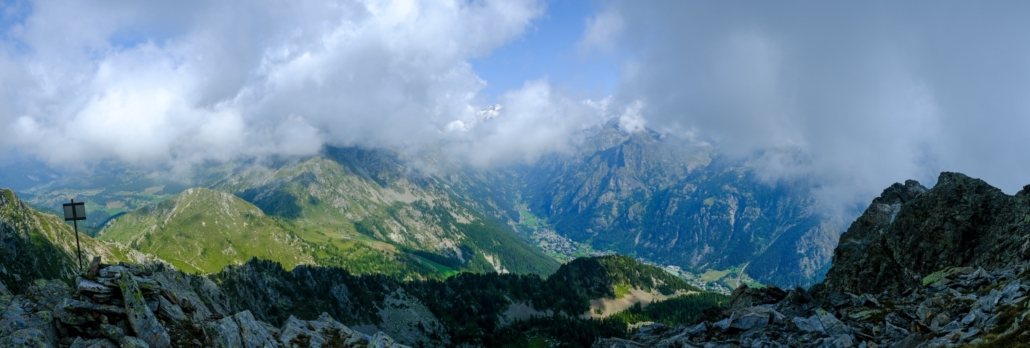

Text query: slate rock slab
(118, 273), (171, 348)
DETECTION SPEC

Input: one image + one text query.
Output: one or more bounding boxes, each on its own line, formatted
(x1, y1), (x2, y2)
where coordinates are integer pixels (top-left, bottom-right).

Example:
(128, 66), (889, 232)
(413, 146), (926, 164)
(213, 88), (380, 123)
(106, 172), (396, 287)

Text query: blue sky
(471, 0), (618, 102)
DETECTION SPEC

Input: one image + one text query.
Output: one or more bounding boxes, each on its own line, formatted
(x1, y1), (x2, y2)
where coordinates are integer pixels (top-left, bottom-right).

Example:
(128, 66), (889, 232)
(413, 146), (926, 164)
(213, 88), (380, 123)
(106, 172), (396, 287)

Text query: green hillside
(210, 148), (559, 277)
(97, 188), (313, 273)
(0, 189), (157, 292)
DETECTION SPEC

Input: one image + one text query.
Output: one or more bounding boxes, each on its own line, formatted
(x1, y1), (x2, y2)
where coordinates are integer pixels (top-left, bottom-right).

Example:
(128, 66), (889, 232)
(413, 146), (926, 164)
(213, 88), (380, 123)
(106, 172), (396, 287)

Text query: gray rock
(961, 311), (981, 326)
(233, 310), (279, 348)
(61, 298), (125, 315)
(205, 316), (244, 348)
(940, 319), (962, 332)
(368, 331), (395, 348)
(829, 334), (855, 348)
(793, 315), (826, 335)
(960, 328), (980, 342)
(973, 289), (1002, 313)
(713, 317), (732, 331)
(687, 322), (707, 335)
(150, 272), (216, 323)
(929, 312), (950, 331)
(280, 315), (328, 348)
(0, 279), (10, 297)
(344, 333), (371, 347)
(156, 295), (187, 322)
(70, 337), (119, 348)
(0, 328), (57, 348)
(593, 338), (647, 348)
(76, 279), (113, 294)
(146, 299), (159, 314)
(99, 323), (125, 341)
(982, 313), (1002, 332)
(817, 311), (851, 336)
(915, 302), (932, 322)
(857, 294), (880, 308)
(308, 312), (354, 338)
(117, 273), (171, 348)
(1000, 282), (1024, 302)
(99, 266), (128, 279)
(731, 308), (771, 330)
(0, 298), (59, 347)
(120, 336), (151, 348)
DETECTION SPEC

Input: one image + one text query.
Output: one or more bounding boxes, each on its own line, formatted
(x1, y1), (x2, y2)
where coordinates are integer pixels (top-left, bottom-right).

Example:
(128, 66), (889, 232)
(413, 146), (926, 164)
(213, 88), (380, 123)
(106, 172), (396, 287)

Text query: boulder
(76, 279), (113, 294)
(792, 315), (826, 335)
(816, 311), (851, 336)
(234, 310), (279, 348)
(156, 296), (187, 322)
(0, 298), (59, 347)
(120, 336), (151, 348)
(117, 273), (171, 348)
(62, 298), (125, 315)
(205, 316), (244, 348)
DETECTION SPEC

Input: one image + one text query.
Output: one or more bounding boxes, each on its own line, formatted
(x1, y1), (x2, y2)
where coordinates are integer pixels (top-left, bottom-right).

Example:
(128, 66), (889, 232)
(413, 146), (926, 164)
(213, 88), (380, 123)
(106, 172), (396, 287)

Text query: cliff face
(821, 172), (1030, 296)
(596, 172), (1030, 347)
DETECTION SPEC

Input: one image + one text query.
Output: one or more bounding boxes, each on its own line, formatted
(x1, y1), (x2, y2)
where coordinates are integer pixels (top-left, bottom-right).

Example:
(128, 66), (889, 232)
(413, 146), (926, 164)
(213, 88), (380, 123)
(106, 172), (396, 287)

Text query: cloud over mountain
(3, 0), (1030, 214)
(598, 1), (1030, 209)
(0, 0), (605, 169)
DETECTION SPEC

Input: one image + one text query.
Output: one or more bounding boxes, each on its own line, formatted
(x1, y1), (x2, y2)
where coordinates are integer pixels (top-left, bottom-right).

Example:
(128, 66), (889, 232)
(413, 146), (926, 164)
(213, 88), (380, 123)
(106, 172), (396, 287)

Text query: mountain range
(3, 123), (842, 288)
(0, 187), (727, 346)
(5, 171), (1030, 346)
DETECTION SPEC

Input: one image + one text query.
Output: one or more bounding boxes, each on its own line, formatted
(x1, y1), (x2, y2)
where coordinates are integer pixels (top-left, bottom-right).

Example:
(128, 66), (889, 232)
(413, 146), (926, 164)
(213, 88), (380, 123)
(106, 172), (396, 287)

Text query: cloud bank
(595, 1), (1030, 209)
(4, 0), (1030, 214)
(0, 0), (607, 171)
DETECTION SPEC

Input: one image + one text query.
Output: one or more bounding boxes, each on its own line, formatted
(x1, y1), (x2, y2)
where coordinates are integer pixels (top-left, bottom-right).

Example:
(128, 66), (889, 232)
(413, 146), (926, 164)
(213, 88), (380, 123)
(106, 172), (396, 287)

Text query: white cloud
(452, 79), (609, 167)
(617, 100), (646, 133)
(578, 9), (623, 53)
(604, 1), (1030, 210)
(0, 0), (557, 170)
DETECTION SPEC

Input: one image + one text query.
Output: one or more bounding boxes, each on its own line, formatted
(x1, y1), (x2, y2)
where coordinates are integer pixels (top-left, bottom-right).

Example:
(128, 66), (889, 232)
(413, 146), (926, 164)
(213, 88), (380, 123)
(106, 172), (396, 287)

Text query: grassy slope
(97, 188), (313, 273)
(0, 189), (154, 292)
(213, 153), (558, 277)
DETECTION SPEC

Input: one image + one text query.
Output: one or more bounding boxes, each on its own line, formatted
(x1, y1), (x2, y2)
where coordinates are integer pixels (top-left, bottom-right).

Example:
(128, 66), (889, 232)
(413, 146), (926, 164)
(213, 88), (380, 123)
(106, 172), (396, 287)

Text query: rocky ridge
(594, 172), (1030, 347)
(0, 257), (408, 348)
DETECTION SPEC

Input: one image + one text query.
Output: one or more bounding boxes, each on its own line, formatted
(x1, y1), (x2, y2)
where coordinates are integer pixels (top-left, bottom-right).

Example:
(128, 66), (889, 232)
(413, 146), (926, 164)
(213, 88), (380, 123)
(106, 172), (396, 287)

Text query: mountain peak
(820, 172), (1029, 296)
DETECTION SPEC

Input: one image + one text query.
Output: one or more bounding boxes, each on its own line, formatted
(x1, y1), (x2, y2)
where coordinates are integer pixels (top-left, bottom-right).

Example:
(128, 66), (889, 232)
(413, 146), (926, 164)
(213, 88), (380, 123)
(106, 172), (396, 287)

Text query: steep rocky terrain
(0, 257), (408, 347)
(0, 189), (159, 294)
(5, 127), (845, 288)
(820, 172), (1030, 296)
(0, 193), (729, 347)
(521, 123), (841, 287)
(595, 172), (1030, 347)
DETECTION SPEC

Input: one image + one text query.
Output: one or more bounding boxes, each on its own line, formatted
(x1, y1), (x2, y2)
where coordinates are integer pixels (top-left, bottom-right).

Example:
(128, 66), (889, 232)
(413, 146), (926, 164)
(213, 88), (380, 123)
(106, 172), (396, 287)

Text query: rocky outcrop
(0, 189), (163, 294)
(820, 172), (1030, 296)
(597, 264), (1030, 346)
(595, 172), (1030, 347)
(0, 258), (409, 348)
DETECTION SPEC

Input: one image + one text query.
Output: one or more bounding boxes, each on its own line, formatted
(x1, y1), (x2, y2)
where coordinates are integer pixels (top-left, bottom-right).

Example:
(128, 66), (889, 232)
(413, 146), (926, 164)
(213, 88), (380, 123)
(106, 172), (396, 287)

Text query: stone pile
(0, 257), (408, 348)
(594, 263), (1030, 347)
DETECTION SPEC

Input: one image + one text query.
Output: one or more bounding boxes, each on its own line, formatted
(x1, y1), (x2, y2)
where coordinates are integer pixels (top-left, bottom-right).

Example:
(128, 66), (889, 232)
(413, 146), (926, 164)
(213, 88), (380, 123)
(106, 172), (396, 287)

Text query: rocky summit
(0, 257), (407, 348)
(595, 172), (1030, 347)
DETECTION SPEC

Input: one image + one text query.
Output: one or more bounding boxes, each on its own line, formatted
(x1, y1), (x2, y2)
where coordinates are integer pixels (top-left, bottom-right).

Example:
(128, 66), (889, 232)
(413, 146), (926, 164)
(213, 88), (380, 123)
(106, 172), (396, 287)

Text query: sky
(2, 0), (1030, 210)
